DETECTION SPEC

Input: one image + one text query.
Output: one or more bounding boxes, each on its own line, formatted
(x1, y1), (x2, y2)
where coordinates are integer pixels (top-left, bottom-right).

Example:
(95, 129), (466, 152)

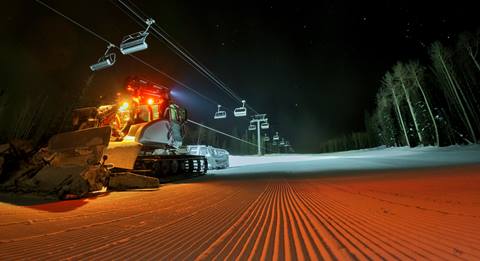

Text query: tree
(375, 88), (396, 146)
(457, 31), (480, 73)
(393, 62), (423, 145)
(383, 72), (410, 146)
(364, 111), (380, 147)
(206, 129), (217, 146)
(430, 42), (477, 143)
(231, 127), (240, 154)
(407, 61), (440, 146)
(240, 130), (249, 154)
(456, 31), (480, 132)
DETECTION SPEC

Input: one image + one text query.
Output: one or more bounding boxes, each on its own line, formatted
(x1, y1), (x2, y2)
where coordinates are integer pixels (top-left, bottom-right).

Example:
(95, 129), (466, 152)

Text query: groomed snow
(213, 145), (480, 174)
(1, 145), (479, 259)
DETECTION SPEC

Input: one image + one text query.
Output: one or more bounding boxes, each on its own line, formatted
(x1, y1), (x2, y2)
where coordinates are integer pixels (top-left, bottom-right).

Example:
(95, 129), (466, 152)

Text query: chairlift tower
(248, 114), (269, 155)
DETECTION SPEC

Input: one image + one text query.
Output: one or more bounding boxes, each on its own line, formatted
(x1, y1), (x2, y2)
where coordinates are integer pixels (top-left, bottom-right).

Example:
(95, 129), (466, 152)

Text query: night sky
(3, 0), (480, 152)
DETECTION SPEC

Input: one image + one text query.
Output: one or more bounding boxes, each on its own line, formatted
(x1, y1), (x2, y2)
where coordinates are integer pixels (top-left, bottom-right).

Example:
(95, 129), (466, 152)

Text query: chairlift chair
(280, 139), (285, 146)
(120, 18), (155, 55)
(260, 122), (269, 129)
(90, 44), (116, 71)
(248, 124), (256, 131)
(234, 100), (247, 117)
(214, 105), (227, 119)
(273, 132), (280, 141)
(264, 134), (270, 142)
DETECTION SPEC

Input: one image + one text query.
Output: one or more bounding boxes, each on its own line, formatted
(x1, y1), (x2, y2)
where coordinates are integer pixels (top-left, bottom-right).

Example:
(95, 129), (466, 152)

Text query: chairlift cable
(111, 0), (237, 108)
(127, 54), (228, 109)
(35, 0), (267, 148)
(35, 0), (226, 109)
(115, 0), (260, 115)
(116, 0), (241, 102)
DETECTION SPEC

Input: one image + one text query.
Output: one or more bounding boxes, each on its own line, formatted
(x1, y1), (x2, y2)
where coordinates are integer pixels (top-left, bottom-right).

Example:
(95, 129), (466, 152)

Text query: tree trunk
(413, 73), (439, 146)
(438, 53), (477, 143)
(391, 87), (411, 147)
(452, 75), (480, 131)
(398, 75), (423, 145)
(468, 50), (480, 72)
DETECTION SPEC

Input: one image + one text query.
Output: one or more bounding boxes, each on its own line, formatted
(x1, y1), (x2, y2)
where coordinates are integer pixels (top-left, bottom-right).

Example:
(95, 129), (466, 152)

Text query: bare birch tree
(382, 72), (410, 146)
(430, 42), (477, 143)
(407, 61), (440, 146)
(457, 31), (480, 73)
(393, 62), (423, 145)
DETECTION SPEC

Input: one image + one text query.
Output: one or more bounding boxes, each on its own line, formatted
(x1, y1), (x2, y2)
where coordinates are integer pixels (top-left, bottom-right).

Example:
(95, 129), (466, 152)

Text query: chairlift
(120, 18), (155, 55)
(273, 132), (280, 141)
(264, 134), (270, 142)
(260, 122), (269, 129)
(248, 124), (256, 131)
(90, 44), (116, 71)
(214, 105), (227, 119)
(234, 100), (247, 117)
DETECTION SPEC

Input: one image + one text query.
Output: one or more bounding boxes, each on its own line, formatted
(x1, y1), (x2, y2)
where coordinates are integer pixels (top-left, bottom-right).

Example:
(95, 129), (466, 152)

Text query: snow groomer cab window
(165, 104), (187, 123)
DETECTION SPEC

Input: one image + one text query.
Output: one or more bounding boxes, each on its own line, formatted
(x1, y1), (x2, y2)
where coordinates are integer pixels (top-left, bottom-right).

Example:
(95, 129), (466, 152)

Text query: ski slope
(217, 145), (480, 174)
(0, 145), (479, 259)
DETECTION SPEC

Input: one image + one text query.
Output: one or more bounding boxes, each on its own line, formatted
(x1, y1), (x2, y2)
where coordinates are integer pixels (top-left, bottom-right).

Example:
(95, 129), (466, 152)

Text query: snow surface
(212, 145), (480, 174)
(1, 145), (479, 259)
